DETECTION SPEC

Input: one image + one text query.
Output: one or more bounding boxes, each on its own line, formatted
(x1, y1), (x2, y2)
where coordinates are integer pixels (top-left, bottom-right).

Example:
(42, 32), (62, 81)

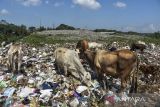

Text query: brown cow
(84, 49), (138, 92)
(76, 40), (89, 59)
(76, 39), (89, 53)
(76, 40), (103, 52)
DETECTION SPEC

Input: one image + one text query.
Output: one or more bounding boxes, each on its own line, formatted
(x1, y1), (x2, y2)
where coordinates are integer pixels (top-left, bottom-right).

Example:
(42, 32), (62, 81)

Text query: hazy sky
(0, 0), (160, 32)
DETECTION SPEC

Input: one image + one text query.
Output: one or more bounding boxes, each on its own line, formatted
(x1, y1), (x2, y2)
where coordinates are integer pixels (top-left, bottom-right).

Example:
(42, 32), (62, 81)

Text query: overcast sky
(0, 0), (160, 33)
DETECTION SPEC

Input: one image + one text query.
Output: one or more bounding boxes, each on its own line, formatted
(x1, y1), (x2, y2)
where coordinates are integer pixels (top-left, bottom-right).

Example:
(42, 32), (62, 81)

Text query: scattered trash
(3, 87), (16, 97)
(0, 80), (7, 89)
(76, 86), (88, 94)
(17, 86), (35, 98)
(0, 43), (159, 106)
(69, 98), (79, 107)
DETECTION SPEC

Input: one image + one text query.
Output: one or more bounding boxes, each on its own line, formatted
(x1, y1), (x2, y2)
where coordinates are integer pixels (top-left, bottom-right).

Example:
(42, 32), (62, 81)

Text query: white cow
(54, 47), (91, 86)
(88, 42), (103, 50)
(7, 43), (22, 73)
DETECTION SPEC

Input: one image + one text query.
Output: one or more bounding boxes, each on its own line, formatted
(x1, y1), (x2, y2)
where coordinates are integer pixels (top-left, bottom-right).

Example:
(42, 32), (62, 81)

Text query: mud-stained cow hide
(84, 49), (138, 92)
(54, 47), (91, 86)
(7, 43), (22, 74)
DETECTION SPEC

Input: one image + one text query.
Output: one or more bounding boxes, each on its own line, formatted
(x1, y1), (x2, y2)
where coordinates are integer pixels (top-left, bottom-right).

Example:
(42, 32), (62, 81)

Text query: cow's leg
(103, 74), (108, 91)
(105, 66), (117, 91)
(120, 68), (131, 92)
(18, 51), (22, 72)
(95, 67), (108, 92)
(10, 54), (13, 71)
(12, 55), (16, 74)
(8, 54), (12, 71)
(96, 68), (104, 89)
(64, 66), (68, 76)
(121, 78), (126, 93)
(54, 62), (60, 74)
(98, 73), (108, 91)
(57, 66), (61, 74)
(97, 73), (107, 94)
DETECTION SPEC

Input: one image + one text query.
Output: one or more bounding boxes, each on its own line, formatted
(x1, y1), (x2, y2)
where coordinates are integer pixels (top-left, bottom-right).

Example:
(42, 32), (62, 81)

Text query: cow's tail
(130, 56), (139, 93)
(135, 56), (139, 93)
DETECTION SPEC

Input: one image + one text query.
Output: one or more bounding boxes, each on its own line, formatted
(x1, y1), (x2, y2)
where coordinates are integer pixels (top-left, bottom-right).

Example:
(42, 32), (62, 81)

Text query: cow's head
(83, 50), (96, 71)
(83, 72), (92, 87)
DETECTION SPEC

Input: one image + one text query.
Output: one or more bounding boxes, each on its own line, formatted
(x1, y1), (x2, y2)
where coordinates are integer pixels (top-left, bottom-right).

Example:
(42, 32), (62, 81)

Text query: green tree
(29, 26), (36, 33)
(37, 26), (46, 31)
(56, 24), (75, 30)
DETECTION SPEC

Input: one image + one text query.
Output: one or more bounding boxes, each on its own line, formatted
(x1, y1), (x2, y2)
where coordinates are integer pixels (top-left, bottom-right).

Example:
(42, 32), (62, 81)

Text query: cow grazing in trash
(76, 40), (103, 52)
(130, 43), (146, 53)
(76, 40), (103, 64)
(84, 49), (138, 92)
(76, 39), (89, 53)
(108, 47), (117, 52)
(76, 39), (89, 59)
(108, 42), (118, 51)
(7, 43), (22, 74)
(54, 47), (91, 86)
(88, 42), (103, 50)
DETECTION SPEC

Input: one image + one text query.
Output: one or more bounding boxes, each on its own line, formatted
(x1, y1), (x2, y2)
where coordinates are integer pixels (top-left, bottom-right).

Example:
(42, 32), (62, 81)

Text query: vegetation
(0, 20), (29, 43)
(56, 24), (75, 30)
(94, 29), (118, 32)
(134, 32), (160, 45)
(0, 23), (28, 36)
(0, 20), (160, 46)
(146, 32), (160, 38)
(0, 34), (24, 43)
(21, 34), (78, 46)
(19, 32), (160, 46)
(28, 26), (36, 33)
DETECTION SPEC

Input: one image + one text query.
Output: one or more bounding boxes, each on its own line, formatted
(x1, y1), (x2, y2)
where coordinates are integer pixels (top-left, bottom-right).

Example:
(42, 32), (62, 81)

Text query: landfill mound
(0, 42), (160, 107)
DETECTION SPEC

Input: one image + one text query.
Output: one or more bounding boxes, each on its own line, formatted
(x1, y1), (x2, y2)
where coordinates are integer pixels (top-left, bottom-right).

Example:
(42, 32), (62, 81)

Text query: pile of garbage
(0, 42), (160, 107)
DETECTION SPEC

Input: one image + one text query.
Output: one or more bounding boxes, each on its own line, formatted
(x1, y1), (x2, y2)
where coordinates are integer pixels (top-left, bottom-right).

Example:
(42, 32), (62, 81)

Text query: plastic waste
(3, 87), (16, 97)
(28, 78), (36, 88)
(76, 86), (88, 94)
(40, 82), (58, 90)
(52, 100), (61, 107)
(30, 97), (39, 107)
(3, 98), (14, 107)
(40, 89), (52, 98)
(69, 98), (79, 107)
(0, 80), (7, 89)
(0, 43), (160, 106)
(18, 87), (35, 98)
(22, 97), (30, 105)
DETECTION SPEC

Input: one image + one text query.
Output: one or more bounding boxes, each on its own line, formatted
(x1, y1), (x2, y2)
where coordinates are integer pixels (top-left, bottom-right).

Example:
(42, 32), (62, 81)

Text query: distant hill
(56, 24), (75, 30)
(94, 29), (118, 32)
